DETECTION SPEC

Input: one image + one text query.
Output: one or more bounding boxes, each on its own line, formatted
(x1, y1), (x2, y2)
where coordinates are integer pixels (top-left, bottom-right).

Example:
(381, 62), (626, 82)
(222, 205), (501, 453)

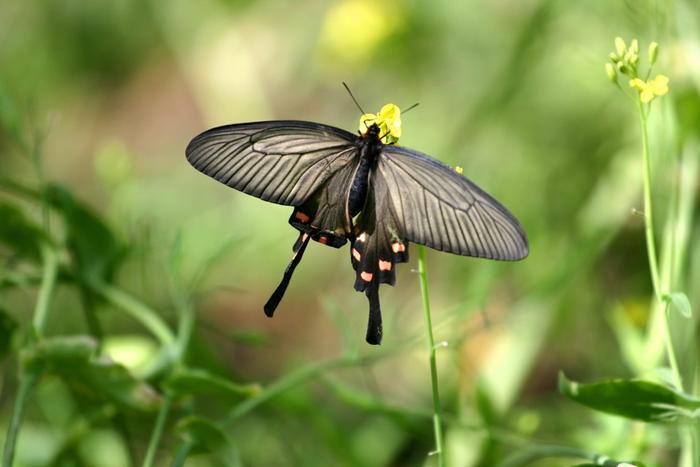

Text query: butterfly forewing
(186, 121), (358, 206)
(378, 145), (528, 261)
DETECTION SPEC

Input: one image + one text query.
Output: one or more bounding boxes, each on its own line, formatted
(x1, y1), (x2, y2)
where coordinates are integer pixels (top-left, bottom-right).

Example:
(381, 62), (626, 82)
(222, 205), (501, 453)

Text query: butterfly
(185, 101), (528, 345)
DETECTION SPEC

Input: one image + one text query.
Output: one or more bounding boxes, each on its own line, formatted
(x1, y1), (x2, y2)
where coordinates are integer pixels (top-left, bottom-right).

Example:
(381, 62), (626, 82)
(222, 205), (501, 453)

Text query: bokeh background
(1, 0), (700, 465)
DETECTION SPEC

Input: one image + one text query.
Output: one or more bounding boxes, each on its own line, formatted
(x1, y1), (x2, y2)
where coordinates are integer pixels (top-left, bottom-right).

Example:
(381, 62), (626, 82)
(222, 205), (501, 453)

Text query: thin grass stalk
(417, 245), (446, 467)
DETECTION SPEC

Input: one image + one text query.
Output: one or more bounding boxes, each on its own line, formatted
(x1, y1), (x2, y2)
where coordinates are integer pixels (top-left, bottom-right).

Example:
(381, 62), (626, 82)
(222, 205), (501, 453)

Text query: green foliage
(165, 368), (260, 402)
(46, 183), (125, 284)
(559, 373), (700, 422)
(0, 308), (18, 359)
(22, 336), (160, 411)
(0, 202), (45, 262)
(174, 416), (234, 457)
(666, 292), (692, 319)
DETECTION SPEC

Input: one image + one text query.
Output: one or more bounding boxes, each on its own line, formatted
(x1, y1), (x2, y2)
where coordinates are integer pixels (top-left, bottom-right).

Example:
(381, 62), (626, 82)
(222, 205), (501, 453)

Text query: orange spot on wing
(295, 211), (310, 223)
(379, 260), (392, 271)
(361, 271), (373, 282)
(352, 248), (361, 261)
(392, 242), (406, 253)
(318, 236), (328, 244)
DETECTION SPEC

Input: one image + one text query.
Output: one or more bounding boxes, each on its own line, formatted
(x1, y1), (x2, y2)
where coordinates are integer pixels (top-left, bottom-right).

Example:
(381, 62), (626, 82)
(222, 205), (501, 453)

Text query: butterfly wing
(378, 145), (528, 261)
(186, 121), (358, 206)
(288, 157), (360, 248)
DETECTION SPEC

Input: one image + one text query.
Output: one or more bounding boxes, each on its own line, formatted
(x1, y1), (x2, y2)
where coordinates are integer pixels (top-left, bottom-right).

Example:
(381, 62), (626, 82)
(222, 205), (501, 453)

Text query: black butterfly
(186, 112), (528, 345)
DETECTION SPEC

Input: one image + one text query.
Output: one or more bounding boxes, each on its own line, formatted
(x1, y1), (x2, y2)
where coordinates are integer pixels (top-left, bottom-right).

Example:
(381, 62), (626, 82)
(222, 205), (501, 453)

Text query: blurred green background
(1, 0), (699, 465)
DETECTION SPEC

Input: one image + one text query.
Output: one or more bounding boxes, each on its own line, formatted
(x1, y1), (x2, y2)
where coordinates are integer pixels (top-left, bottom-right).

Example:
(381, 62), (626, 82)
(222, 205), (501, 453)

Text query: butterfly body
(186, 111), (528, 345)
(347, 124), (380, 218)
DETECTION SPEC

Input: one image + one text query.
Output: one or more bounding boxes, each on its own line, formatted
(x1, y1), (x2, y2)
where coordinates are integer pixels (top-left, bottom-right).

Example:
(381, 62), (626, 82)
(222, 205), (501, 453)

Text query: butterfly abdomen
(347, 125), (382, 217)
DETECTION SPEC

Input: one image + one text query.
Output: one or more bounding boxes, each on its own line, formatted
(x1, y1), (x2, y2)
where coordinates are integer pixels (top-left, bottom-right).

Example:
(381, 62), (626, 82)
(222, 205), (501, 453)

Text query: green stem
(2, 370), (39, 467)
(417, 246), (446, 467)
(91, 281), (175, 347)
(32, 243), (58, 339)
(638, 101), (683, 391)
(222, 340), (418, 426)
(3, 242), (58, 466)
(142, 395), (172, 467)
(223, 357), (353, 425)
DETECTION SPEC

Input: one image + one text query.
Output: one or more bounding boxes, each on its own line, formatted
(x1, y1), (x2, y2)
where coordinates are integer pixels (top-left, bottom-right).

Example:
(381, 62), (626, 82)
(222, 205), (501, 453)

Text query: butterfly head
(359, 103), (401, 144)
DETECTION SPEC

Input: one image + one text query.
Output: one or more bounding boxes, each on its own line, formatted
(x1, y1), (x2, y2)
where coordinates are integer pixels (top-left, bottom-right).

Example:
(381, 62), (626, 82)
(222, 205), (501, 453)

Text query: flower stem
(142, 395), (172, 467)
(638, 101), (683, 391)
(417, 246), (446, 467)
(2, 370), (39, 467)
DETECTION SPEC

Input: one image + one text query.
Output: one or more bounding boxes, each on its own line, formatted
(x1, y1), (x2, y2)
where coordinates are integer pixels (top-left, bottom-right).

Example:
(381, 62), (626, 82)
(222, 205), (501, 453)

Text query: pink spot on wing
(295, 211), (310, 223)
(361, 271), (373, 282)
(352, 248), (361, 261)
(379, 260), (392, 271)
(392, 242), (406, 253)
(302, 233), (309, 242)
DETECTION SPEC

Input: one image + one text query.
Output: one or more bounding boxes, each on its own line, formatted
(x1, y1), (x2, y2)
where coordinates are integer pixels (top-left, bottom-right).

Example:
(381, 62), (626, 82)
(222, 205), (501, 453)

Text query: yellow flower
(629, 74), (669, 103)
(455, 166), (464, 174)
(359, 103), (402, 144)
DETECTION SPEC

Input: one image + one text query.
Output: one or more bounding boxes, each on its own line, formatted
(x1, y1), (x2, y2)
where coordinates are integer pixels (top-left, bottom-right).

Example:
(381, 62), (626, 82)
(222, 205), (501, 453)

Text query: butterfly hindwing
(349, 179), (411, 345)
(289, 157), (361, 248)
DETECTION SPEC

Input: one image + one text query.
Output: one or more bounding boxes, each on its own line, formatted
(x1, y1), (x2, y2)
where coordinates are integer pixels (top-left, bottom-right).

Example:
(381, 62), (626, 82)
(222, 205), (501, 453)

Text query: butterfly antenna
(402, 102), (419, 114)
(264, 233), (312, 317)
(343, 82), (367, 115)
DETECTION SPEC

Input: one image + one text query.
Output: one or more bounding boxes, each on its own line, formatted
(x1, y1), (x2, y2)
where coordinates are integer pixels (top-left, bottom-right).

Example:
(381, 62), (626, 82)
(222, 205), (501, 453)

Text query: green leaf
(0, 202), (45, 261)
(559, 372), (700, 422)
(175, 416), (233, 456)
(165, 368), (260, 402)
(24, 335), (160, 412)
(665, 292), (692, 318)
(46, 184), (125, 283)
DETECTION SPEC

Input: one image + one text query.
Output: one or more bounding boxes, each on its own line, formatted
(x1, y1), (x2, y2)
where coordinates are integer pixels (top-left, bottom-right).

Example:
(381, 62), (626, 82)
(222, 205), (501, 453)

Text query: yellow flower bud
(455, 166), (464, 174)
(648, 41), (659, 65)
(629, 39), (639, 54)
(605, 63), (617, 82)
(615, 37), (627, 56)
(609, 52), (620, 63)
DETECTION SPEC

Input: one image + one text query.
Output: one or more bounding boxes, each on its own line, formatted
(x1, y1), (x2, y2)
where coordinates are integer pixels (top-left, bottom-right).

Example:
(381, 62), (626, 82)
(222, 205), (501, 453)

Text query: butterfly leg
(264, 232), (312, 317)
(365, 283), (383, 345)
